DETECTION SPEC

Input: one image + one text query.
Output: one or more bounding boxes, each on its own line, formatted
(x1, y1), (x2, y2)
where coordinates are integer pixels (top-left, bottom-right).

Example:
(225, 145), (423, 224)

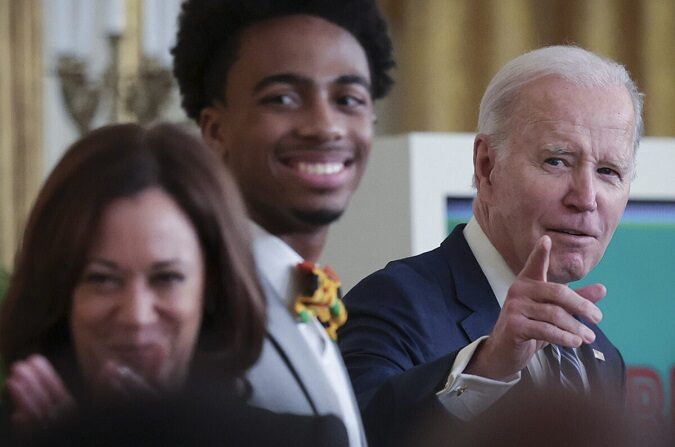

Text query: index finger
(518, 235), (551, 282)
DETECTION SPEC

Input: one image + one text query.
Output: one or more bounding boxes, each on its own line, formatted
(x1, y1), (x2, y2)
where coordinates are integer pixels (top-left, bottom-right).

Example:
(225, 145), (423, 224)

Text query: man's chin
(548, 261), (589, 284)
(292, 208), (344, 226)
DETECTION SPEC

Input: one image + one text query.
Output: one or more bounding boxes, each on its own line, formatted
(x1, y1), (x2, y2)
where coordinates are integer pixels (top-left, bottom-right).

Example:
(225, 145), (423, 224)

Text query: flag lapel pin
(593, 349), (605, 361)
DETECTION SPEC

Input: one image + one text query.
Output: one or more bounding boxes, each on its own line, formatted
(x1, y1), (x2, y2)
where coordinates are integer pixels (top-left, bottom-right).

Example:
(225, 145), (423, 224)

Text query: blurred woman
(0, 124), (349, 446)
(0, 123), (266, 431)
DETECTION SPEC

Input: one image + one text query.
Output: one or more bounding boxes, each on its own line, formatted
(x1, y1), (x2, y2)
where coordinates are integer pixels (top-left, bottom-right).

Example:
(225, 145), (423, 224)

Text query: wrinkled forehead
(509, 78), (635, 151)
(517, 77), (633, 122)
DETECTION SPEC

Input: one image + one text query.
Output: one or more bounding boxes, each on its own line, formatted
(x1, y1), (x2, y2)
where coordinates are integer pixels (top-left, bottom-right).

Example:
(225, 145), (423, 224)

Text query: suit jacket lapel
(441, 225), (502, 341)
(263, 278), (343, 416)
(578, 338), (612, 400)
(334, 351), (369, 446)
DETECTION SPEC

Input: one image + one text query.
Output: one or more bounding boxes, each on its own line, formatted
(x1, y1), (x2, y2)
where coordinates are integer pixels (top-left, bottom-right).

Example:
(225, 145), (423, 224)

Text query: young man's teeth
(297, 162), (344, 175)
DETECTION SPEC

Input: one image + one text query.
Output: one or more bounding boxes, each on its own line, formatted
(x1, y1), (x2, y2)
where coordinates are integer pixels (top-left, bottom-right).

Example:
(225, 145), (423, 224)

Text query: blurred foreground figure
(0, 123), (346, 446)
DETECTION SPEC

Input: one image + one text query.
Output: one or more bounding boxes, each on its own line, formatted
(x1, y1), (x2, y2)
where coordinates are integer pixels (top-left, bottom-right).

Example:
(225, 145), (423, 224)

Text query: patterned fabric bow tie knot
(294, 261), (347, 341)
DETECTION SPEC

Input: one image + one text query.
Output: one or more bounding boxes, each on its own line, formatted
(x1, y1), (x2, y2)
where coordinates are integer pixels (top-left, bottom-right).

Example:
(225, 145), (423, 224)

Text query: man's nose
(117, 281), (157, 326)
(295, 97), (345, 142)
(564, 168), (598, 212)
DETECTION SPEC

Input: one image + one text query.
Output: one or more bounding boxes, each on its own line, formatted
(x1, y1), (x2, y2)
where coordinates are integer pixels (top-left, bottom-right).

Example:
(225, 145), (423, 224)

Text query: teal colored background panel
(573, 222), (675, 422)
(574, 223), (675, 372)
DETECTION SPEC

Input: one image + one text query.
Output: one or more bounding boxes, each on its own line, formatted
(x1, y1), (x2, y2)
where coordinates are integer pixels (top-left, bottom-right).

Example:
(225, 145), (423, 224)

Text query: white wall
(322, 133), (476, 291)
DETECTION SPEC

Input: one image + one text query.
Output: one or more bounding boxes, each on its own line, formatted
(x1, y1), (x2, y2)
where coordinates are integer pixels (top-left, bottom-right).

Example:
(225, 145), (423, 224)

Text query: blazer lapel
(578, 337), (612, 400)
(334, 352), (369, 446)
(263, 279), (343, 416)
(441, 225), (502, 341)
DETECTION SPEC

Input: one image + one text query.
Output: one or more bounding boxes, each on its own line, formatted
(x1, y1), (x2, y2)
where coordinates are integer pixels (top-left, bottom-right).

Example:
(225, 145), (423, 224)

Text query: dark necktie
(546, 344), (586, 394)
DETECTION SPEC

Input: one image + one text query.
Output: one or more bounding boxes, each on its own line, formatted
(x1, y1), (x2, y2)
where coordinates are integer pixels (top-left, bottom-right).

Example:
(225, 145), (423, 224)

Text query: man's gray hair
(477, 45), (644, 153)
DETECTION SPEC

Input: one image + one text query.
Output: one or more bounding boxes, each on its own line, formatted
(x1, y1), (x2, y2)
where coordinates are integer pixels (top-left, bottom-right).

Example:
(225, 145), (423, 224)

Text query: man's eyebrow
(336, 74), (371, 91)
(603, 157), (634, 175)
(542, 145), (574, 156)
(252, 73), (372, 94)
(253, 73), (309, 93)
(542, 144), (634, 173)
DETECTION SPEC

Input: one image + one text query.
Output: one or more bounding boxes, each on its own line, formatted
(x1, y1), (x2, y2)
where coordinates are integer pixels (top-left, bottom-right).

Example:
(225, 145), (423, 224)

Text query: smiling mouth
(296, 161), (346, 175)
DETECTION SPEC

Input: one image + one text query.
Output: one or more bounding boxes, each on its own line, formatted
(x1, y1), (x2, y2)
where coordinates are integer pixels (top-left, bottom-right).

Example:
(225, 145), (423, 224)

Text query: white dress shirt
(436, 217), (589, 420)
(250, 222), (362, 447)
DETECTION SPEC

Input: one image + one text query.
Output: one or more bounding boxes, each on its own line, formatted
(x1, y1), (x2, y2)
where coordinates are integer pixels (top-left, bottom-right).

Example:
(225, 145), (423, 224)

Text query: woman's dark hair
(0, 123), (265, 379)
(172, 0), (396, 121)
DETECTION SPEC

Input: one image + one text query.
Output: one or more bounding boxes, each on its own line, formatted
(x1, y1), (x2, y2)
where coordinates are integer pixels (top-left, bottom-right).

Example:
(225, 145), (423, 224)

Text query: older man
(339, 45), (642, 446)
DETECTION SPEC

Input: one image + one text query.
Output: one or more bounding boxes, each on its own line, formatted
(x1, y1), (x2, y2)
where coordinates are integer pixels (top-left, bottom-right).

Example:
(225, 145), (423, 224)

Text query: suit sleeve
(338, 265), (460, 408)
(338, 266), (467, 446)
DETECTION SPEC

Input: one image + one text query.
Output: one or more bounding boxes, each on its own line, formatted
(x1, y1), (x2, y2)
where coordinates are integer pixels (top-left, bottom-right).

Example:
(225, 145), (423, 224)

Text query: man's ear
(199, 106), (229, 160)
(473, 134), (497, 200)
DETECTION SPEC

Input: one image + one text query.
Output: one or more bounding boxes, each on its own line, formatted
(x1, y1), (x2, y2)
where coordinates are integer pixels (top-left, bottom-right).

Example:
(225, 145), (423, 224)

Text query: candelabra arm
(125, 56), (174, 125)
(56, 56), (102, 135)
(104, 34), (123, 123)
(56, 33), (175, 133)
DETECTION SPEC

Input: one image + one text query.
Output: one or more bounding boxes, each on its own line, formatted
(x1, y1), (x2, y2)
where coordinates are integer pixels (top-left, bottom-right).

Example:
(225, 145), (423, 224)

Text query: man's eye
(262, 94), (297, 106)
(598, 167), (620, 178)
(337, 95), (366, 107)
(544, 158), (566, 167)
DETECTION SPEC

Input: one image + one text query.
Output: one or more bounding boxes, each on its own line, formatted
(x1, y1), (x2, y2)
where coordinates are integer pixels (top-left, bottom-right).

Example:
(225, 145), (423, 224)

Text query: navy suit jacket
(338, 225), (625, 446)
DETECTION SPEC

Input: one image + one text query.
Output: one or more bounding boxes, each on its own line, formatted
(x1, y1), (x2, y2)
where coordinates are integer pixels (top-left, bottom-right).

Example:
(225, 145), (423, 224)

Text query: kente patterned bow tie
(294, 261), (347, 341)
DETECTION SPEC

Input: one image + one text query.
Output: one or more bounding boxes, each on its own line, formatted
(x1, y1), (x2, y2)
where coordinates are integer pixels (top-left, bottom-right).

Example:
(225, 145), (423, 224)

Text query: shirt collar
(250, 221), (304, 308)
(463, 217), (516, 308)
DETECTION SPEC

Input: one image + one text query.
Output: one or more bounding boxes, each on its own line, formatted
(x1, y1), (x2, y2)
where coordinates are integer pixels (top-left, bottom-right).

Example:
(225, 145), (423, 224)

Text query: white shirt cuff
(436, 336), (520, 421)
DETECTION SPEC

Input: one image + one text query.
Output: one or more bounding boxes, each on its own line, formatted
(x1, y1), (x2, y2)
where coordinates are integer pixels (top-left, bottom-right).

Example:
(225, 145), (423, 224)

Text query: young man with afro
(172, 1), (395, 445)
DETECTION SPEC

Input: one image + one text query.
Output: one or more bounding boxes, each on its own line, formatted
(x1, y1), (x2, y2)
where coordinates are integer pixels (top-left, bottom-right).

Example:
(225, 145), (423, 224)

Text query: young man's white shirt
(250, 222), (362, 447)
